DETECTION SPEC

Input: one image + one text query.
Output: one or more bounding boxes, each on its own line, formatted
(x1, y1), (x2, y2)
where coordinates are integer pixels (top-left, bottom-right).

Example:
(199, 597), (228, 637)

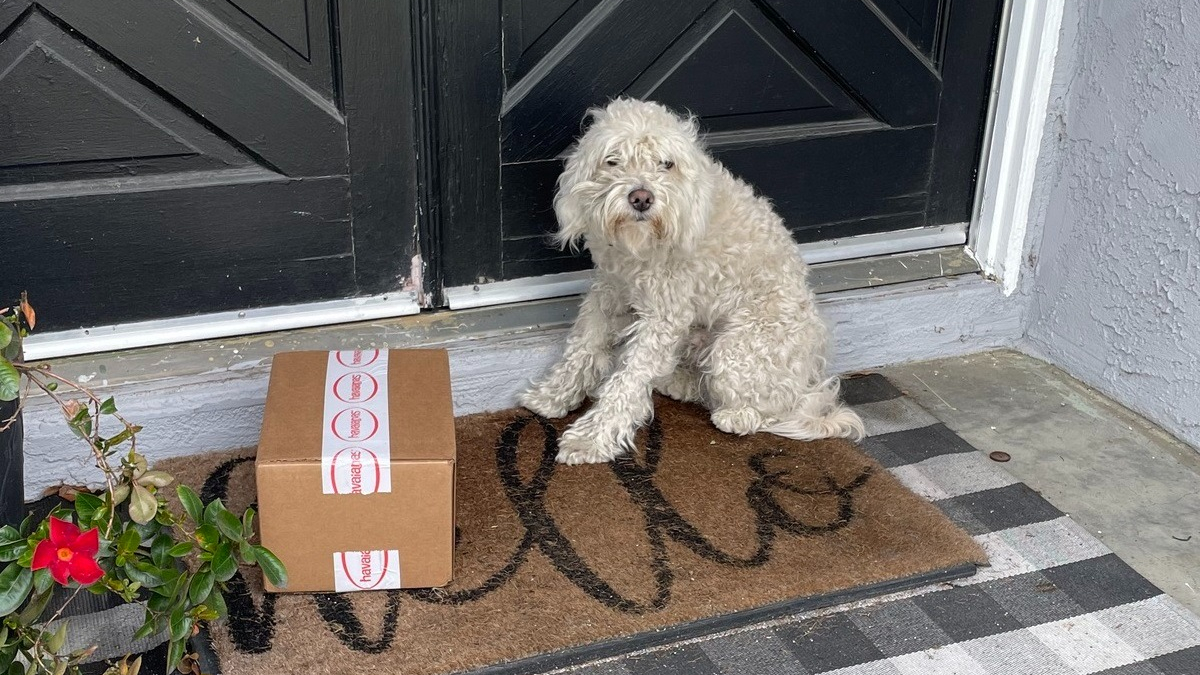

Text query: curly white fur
(520, 98), (864, 465)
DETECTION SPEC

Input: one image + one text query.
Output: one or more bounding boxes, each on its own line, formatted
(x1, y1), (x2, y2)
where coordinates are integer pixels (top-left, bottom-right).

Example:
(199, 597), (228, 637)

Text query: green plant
(0, 295), (286, 675)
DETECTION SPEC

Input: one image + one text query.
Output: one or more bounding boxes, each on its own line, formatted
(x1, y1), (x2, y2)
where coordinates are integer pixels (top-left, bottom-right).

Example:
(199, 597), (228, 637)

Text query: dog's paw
(655, 369), (701, 403)
(518, 386), (573, 419)
(711, 406), (764, 436)
(556, 429), (623, 465)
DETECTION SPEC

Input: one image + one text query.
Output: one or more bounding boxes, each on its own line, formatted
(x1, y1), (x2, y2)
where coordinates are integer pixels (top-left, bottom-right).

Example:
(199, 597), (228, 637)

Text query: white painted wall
(1021, 0), (1200, 448)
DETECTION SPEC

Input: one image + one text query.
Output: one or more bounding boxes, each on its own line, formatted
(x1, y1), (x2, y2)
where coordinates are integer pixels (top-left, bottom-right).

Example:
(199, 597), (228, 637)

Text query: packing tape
(321, 349), (392, 495)
(333, 549), (402, 592)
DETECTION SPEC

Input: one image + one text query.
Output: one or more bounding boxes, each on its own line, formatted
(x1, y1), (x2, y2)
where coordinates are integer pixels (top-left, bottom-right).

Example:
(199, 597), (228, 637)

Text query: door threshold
(447, 242), (978, 310)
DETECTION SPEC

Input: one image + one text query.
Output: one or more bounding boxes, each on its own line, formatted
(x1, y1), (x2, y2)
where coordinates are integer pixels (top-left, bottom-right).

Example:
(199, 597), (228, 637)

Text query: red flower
(31, 517), (104, 586)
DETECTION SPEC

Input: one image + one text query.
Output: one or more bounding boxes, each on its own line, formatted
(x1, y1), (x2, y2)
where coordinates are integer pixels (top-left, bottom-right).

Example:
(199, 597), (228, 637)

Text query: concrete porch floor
(881, 349), (1200, 616)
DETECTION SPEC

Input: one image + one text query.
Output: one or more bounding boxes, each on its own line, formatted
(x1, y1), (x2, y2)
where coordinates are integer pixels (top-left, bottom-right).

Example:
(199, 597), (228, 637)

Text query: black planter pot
(0, 397), (21, 529)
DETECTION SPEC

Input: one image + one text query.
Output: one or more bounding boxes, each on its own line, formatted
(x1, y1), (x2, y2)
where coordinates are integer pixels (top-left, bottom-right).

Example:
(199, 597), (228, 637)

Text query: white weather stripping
(22, 292), (420, 361)
(445, 224), (967, 310)
(796, 223), (966, 265)
(445, 271), (594, 310)
(969, 0), (1066, 294)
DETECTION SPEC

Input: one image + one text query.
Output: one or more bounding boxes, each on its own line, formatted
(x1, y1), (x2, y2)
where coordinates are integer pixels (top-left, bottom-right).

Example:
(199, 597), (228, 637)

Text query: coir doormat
(159, 395), (986, 675)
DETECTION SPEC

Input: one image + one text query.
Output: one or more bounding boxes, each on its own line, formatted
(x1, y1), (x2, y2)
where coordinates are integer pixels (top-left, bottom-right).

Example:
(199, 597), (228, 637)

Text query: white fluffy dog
(520, 98), (864, 465)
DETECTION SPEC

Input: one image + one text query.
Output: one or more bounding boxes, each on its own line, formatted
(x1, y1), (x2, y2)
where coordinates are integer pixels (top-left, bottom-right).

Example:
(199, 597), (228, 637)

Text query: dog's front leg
(557, 311), (691, 464)
(519, 281), (626, 418)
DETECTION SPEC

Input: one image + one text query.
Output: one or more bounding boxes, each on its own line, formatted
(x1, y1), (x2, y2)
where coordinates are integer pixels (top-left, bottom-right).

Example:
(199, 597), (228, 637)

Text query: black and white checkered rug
(550, 374), (1200, 675)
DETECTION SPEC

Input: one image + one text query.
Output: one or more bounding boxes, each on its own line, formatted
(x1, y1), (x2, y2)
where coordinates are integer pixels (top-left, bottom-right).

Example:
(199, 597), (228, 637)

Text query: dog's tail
(759, 380), (866, 442)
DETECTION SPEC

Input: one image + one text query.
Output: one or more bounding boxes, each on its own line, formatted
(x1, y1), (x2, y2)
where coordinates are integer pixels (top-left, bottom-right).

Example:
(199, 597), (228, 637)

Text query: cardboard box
(256, 349), (456, 592)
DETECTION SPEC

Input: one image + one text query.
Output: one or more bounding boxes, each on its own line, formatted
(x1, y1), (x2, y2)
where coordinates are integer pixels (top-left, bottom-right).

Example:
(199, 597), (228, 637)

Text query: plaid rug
(547, 374), (1200, 675)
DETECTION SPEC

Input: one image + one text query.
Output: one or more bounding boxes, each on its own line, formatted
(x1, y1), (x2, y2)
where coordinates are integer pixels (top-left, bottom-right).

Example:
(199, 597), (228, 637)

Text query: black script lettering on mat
(204, 415), (873, 654)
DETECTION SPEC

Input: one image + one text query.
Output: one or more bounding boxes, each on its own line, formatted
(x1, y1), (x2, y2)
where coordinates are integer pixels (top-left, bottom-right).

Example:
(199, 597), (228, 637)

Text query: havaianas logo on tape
(336, 550), (397, 591)
(332, 371), (380, 403)
(203, 414), (874, 655)
(327, 447), (383, 495)
(335, 349), (381, 368)
(330, 407), (380, 442)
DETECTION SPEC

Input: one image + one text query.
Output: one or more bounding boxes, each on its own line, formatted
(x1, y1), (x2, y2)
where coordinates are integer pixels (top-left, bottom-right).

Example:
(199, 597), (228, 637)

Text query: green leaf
(105, 426), (141, 449)
(122, 562), (167, 589)
(99, 397), (117, 415)
(151, 535), (173, 569)
(0, 320), (19, 362)
(109, 483), (130, 507)
(135, 471), (172, 489)
(132, 617), (157, 642)
(154, 508), (175, 527)
(202, 499), (223, 527)
(166, 638), (186, 673)
(0, 565), (33, 616)
(0, 322), (11, 351)
(132, 519), (161, 544)
(176, 486), (203, 524)
(0, 543), (21, 564)
(117, 527), (141, 556)
(0, 642), (14, 674)
(211, 544), (237, 583)
(14, 545), (32, 568)
(168, 607), (191, 642)
(253, 546), (287, 589)
(31, 569), (51, 595)
(0, 528), (22, 563)
(72, 492), (103, 526)
(147, 592), (172, 613)
(212, 506), (244, 543)
(44, 621), (67, 653)
(167, 542), (193, 558)
(241, 507), (256, 540)
(194, 525), (220, 552)
(205, 587), (227, 619)
(154, 569), (184, 600)
(0, 360), (18, 403)
(17, 587), (50, 624)
(237, 540), (256, 565)
(128, 482), (157, 525)
(188, 568), (214, 607)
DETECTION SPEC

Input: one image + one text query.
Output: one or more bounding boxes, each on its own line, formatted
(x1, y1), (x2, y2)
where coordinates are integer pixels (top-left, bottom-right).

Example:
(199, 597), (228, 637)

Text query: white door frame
(968, 0), (1066, 295)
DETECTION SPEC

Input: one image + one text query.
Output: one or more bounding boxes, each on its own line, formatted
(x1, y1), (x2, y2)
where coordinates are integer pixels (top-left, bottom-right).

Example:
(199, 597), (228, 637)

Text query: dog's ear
(552, 143), (593, 252)
(680, 110), (702, 142)
(577, 104), (607, 137)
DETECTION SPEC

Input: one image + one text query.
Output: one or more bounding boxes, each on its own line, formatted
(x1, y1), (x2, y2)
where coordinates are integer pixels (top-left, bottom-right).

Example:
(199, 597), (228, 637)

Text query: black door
(434, 0), (1004, 289)
(0, 1), (416, 331)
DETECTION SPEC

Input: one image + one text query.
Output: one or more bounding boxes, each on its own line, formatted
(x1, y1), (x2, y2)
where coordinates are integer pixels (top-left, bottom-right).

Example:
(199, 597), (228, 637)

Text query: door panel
(35, 0), (346, 176)
(436, 0), (1004, 288)
(0, 1), (416, 331)
(0, 13), (253, 184)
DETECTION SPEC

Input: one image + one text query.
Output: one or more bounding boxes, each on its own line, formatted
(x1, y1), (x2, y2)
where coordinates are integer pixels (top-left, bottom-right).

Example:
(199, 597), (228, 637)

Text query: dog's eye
(605, 158), (619, 167)
(661, 160), (675, 171)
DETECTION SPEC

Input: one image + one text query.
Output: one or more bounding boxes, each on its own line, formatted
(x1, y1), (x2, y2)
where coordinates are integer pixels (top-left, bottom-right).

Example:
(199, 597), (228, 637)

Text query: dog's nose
(628, 189), (654, 212)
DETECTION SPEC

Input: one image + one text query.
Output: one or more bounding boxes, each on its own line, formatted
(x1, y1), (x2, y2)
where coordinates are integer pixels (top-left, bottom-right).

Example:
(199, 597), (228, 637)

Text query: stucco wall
(1024, 0), (1200, 448)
